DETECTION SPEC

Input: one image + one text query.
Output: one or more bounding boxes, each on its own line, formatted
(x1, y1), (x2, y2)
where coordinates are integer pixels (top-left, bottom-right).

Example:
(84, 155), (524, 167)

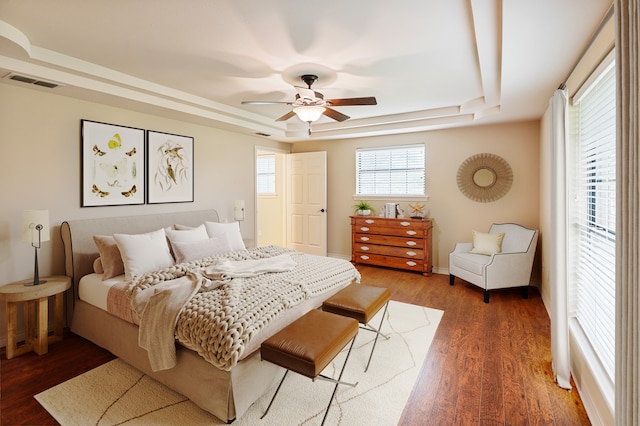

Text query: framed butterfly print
(146, 130), (194, 204)
(81, 120), (145, 207)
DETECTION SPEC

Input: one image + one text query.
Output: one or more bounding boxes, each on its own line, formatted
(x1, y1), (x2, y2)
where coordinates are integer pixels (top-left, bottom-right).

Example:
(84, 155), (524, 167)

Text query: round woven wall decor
(456, 153), (513, 203)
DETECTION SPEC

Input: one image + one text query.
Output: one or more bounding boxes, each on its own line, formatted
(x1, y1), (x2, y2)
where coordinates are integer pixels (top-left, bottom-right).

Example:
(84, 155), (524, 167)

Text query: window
(256, 154), (276, 195)
(355, 144), (425, 197)
(569, 56), (616, 382)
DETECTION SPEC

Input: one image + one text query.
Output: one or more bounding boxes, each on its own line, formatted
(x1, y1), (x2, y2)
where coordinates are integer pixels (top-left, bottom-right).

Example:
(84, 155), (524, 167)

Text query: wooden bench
(322, 284), (391, 372)
(260, 309), (359, 425)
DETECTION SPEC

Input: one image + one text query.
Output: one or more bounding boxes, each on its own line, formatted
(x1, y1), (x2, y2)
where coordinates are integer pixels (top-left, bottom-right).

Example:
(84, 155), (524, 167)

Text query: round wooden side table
(0, 275), (71, 359)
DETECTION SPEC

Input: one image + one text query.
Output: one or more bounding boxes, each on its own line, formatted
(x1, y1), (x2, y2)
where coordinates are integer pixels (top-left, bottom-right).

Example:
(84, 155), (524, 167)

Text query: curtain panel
(549, 88), (572, 390)
(615, 0), (640, 424)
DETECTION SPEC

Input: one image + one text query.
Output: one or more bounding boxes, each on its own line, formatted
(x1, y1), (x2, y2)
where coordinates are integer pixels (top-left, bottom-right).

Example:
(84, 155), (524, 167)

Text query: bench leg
(320, 336), (357, 426)
(260, 370), (289, 419)
(363, 300), (390, 372)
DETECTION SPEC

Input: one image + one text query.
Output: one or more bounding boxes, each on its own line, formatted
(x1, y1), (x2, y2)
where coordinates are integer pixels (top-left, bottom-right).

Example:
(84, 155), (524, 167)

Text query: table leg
(6, 302), (17, 359)
(25, 301), (35, 342)
(51, 292), (64, 343)
(34, 297), (48, 355)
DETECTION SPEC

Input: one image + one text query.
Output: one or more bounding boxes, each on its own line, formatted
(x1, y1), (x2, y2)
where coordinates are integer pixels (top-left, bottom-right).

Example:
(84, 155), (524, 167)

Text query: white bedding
(77, 247), (360, 370)
(78, 273), (125, 311)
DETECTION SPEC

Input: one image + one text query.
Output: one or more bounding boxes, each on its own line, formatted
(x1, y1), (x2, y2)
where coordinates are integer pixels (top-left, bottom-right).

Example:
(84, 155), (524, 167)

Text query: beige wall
(0, 83), (289, 284)
(292, 121), (541, 274)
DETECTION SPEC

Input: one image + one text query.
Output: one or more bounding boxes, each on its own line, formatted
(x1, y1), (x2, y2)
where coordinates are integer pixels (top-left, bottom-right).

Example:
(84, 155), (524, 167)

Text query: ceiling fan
(241, 74), (377, 133)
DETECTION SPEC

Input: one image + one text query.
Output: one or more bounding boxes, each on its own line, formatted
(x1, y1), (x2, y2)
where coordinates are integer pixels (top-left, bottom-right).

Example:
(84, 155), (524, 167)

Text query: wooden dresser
(351, 216), (433, 275)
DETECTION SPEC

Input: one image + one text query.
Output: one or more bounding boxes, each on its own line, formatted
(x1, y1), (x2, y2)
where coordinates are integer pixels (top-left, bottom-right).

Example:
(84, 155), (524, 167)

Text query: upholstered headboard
(60, 209), (220, 311)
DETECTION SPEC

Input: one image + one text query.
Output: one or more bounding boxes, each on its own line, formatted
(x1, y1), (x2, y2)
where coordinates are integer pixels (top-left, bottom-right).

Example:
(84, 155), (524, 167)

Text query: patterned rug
(35, 300), (443, 425)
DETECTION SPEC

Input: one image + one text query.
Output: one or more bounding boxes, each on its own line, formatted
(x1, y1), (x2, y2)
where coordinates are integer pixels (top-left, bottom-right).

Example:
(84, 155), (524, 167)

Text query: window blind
(355, 144), (425, 196)
(569, 58), (616, 381)
(256, 154), (276, 194)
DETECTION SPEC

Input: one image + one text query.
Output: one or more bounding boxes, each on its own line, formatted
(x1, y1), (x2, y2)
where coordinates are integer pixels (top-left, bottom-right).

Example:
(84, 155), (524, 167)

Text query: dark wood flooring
(1, 266), (590, 425)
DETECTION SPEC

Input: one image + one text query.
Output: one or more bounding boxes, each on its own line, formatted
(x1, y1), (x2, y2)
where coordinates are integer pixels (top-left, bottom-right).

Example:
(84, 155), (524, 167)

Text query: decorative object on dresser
(22, 209), (50, 285)
(353, 200), (375, 216)
(0, 275), (71, 358)
(351, 216), (432, 275)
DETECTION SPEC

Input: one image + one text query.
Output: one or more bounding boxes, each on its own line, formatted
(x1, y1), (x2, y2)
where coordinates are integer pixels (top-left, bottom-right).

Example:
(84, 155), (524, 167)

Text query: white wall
(292, 121), (541, 275)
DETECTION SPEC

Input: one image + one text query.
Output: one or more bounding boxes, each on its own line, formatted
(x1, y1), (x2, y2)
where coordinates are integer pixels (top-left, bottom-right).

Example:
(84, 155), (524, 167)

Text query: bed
(60, 209), (360, 423)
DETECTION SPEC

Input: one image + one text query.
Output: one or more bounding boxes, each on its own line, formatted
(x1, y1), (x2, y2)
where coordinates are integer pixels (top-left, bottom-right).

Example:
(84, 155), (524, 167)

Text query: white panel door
(286, 151), (327, 256)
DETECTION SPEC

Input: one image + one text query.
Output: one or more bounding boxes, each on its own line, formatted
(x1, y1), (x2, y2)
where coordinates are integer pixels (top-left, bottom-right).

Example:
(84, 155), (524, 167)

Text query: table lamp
(22, 209), (50, 286)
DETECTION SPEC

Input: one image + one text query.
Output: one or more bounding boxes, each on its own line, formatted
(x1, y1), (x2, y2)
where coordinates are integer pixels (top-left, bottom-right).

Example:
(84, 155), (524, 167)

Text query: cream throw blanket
(128, 247), (360, 372)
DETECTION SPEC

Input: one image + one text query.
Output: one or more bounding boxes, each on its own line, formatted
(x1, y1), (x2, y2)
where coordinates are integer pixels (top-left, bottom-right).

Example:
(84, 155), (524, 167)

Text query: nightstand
(0, 275), (71, 359)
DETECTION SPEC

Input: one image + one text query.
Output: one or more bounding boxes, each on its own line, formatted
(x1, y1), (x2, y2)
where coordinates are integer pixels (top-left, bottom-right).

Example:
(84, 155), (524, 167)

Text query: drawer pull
(360, 246), (370, 251)
(406, 241), (417, 246)
(406, 251), (417, 257)
(406, 230), (417, 235)
(365, 219), (375, 224)
(406, 261), (417, 267)
(400, 221), (411, 227)
(360, 227), (369, 232)
(360, 255), (370, 260)
(360, 236), (370, 241)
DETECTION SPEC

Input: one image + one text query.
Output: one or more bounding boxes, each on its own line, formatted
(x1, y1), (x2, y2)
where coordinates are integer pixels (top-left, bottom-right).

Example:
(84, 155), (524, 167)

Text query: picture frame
(81, 120), (145, 207)
(146, 130), (194, 204)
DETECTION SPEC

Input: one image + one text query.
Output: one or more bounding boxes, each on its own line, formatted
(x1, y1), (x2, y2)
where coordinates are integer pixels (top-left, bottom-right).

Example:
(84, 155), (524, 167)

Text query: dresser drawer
(354, 253), (424, 272)
(354, 233), (422, 248)
(352, 217), (423, 229)
(355, 243), (424, 259)
(354, 224), (424, 238)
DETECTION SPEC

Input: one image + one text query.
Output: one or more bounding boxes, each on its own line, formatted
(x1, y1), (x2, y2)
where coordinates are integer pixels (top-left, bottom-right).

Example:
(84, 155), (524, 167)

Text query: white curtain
(615, 0), (640, 424)
(549, 88), (572, 390)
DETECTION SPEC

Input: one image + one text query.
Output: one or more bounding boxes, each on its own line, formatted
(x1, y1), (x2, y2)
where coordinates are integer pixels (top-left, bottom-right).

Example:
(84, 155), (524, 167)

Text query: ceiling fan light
(293, 106), (326, 123)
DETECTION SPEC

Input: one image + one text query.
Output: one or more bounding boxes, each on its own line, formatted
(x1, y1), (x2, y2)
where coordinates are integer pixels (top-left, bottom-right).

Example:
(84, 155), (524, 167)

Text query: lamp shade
(293, 106), (326, 123)
(22, 209), (50, 244)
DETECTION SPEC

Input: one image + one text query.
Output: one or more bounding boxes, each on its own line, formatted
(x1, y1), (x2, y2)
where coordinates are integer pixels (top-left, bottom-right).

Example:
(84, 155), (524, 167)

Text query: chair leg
(483, 290), (490, 303)
(449, 274), (455, 286)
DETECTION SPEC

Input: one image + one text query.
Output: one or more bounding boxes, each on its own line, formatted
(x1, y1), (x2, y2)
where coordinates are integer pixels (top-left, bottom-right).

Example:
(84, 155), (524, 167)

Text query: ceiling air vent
(5, 73), (60, 89)
(255, 132), (271, 137)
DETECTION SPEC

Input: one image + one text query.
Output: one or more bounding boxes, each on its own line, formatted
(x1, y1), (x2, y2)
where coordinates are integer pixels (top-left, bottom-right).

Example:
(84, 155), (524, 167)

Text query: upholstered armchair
(449, 223), (538, 303)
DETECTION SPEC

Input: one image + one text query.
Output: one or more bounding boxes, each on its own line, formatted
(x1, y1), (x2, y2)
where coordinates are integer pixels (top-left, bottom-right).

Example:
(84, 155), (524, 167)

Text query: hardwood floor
(0, 266), (590, 425)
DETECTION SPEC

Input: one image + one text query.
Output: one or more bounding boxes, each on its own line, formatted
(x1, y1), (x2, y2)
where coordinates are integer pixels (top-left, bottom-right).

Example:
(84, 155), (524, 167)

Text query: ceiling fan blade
(241, 100), (292, 105)
(275, 110), (297, 122)
(326, 97), (377, 106)
(323, 107), (350, 122)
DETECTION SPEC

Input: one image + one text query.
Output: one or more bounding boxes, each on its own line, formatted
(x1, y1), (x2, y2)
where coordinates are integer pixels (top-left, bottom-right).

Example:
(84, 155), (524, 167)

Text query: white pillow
(204, 221), (246, 251)
(165, 224), (208, 243)
(470, 230), (505, 256)
(114, 228), (174, 279)
(172, 234), (233, 263)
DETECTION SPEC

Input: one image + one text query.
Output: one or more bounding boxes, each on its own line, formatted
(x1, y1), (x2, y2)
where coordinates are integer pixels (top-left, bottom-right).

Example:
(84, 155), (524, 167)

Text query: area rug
(35, 300), (443, 425)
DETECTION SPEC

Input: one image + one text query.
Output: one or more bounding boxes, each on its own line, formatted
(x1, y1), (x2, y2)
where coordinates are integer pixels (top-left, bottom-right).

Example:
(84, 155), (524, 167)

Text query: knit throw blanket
(127, 246), (360, 371)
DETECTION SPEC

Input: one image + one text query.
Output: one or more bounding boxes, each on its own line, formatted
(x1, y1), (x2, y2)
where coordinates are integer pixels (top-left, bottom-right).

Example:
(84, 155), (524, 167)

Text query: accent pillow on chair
(470, 230), (505, 255)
